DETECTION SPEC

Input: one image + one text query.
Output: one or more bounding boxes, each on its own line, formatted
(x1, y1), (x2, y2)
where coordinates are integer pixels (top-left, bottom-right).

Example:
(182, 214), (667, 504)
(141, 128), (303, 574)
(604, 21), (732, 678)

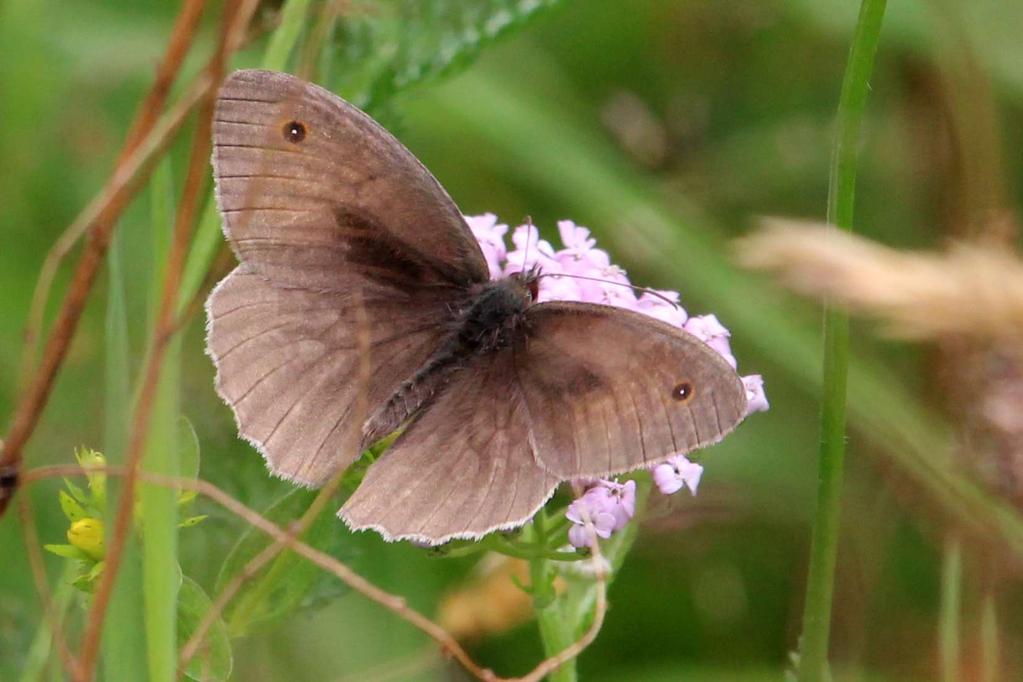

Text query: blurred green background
(1, 0), (1021, 680)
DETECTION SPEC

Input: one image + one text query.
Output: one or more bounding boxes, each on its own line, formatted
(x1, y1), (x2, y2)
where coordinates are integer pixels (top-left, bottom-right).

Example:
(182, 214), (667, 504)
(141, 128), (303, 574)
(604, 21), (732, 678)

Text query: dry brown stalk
(0, 0), (210, 520)
(18, 0), (208, 394)
(736, 219), (1023, 340)
(74, 1), (261, 678)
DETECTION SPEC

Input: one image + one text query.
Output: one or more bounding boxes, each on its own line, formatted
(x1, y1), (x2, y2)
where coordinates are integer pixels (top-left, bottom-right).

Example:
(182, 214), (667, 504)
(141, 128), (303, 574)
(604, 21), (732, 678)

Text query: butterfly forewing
(514, 302), (747, 478)
(212, 69), (490, 291)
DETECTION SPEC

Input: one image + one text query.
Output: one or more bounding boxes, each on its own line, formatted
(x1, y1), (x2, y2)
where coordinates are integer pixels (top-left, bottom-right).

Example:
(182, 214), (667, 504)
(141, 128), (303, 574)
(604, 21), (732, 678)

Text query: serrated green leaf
(176, 576), (233, 682)
(58, 490), (87, 522)
(215, 488), (356, 636)
(329, 0), (565, 114)
(43, 544), (91, 560)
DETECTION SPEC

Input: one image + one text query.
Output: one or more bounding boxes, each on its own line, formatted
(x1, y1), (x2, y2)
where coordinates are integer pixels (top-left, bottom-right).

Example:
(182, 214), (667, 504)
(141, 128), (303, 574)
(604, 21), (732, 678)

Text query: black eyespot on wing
(671, 381), (694, 403)
(282, 120), (306, 143)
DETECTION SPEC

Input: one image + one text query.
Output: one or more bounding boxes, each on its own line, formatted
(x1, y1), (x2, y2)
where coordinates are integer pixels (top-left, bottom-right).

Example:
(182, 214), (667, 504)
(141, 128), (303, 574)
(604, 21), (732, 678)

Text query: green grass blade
(981, 591), (1000, 682)
(102, 205), (148, 682)
(263, 0), (312, 72)
(19, 564), (75, 682)
(141, 158), (181, 682)
(798, 1), (887, 679)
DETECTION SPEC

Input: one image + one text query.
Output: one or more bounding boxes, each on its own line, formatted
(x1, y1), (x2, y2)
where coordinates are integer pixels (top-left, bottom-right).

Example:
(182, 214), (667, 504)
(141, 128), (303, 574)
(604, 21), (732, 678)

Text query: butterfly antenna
(522, 215), (534, 271)
(536, 272), (682, 309)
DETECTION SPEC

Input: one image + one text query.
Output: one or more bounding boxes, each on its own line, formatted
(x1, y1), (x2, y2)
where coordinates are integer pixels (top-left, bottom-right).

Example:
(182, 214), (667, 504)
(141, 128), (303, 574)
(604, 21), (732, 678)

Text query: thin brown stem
(18, 0), (208, 393)
(24, 464), (607, 682)
(0, 0), (210, 519)
(75, 2), (260, 678)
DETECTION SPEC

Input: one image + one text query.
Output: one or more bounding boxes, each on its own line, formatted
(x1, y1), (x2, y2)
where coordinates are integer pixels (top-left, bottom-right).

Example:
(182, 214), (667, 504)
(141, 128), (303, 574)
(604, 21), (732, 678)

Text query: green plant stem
(142, 159), (181, 682)
(527, 480), (651, 682)
(798, 2), (887, 680)
(529, 509), (576, 682)
(102, 209), (148, 682)
(939, 535), (962, 682)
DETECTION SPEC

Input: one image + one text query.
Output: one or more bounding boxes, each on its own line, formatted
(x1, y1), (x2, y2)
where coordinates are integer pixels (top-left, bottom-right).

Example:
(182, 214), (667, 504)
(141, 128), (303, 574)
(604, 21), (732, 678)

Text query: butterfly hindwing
(514, 302), (747, 478)
(340, 350), (559, 544)
(206, 265), (457, 485)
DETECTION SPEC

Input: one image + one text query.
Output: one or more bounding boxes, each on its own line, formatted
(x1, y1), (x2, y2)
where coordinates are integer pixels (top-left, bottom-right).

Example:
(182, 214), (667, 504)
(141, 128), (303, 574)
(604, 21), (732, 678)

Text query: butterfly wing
(206, 266), (458, 485)
(207, 70), (489, 485)
(212, 69), (490, 290)
(339, 351), (559, 544)
(514, 302), (747, 478)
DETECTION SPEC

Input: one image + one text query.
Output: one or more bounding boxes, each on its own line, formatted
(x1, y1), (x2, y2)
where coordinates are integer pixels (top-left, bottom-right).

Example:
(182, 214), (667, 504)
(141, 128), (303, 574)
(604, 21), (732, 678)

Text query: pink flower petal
(742, 374), (770, 414)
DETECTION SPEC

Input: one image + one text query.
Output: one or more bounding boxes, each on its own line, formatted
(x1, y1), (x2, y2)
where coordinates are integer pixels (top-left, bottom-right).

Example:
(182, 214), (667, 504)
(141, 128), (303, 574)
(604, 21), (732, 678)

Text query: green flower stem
(486, 535), (587, 562)
(529, 509), (576, 682)
(529, 479), (651, 682)
(798, 2), (887, 681)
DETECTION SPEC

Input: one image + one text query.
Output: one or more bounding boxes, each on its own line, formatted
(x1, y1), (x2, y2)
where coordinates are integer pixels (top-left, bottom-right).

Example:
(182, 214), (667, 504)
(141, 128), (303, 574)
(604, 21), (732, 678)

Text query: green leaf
(179, 515), (208, 528)
(329, 0), (566, 113)
(69, 560), (106, 593)
(140, 156), (181, 682)
(43, 544), (90, 560)
(63, 478), (89, 505)
(58, 490), (87, 522)
(176, 576), (233, 682)
(214, 488), (355, 636)
(102, 186), (145, 681)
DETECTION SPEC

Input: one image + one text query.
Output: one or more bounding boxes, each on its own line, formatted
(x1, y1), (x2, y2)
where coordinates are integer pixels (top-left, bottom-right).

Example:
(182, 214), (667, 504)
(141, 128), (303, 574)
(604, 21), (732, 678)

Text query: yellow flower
(67, 517), (105, 561)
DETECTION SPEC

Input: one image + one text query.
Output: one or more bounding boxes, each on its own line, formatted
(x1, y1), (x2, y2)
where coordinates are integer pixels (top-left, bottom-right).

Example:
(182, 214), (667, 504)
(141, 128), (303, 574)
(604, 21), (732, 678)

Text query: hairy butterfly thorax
(458, 272), (537, 354)
(361, 270), (538, 446)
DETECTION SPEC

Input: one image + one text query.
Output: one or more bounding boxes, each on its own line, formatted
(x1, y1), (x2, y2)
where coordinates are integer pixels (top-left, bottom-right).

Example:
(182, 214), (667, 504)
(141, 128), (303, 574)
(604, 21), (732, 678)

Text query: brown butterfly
(205, 70), (746, 545)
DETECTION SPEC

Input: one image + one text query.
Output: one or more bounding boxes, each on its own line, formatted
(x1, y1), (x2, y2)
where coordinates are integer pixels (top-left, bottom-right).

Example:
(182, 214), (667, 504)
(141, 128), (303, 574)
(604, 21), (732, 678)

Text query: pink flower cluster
(566, 479), (636, 549)
(464, 214), (768, 546)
